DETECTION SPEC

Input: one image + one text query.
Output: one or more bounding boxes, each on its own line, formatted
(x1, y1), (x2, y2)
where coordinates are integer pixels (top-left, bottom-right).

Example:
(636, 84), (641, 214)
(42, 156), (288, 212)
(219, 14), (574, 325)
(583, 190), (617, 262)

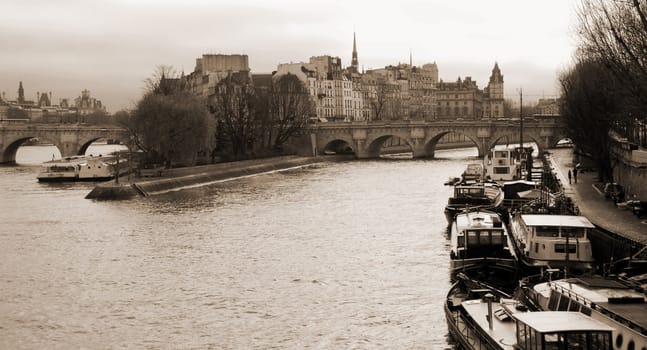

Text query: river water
(0, 145), (478, 349)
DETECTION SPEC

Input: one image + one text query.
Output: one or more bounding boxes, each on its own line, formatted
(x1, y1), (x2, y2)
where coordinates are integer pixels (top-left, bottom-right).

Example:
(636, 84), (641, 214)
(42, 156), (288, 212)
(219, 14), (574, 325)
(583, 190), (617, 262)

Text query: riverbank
(85, 155), (341, 200)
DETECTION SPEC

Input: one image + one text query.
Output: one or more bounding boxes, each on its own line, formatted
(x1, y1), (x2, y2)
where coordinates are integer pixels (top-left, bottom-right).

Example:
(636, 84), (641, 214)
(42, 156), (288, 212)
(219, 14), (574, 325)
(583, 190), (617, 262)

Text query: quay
(546, 149), (646, 259)
(85, 155), (330, 200)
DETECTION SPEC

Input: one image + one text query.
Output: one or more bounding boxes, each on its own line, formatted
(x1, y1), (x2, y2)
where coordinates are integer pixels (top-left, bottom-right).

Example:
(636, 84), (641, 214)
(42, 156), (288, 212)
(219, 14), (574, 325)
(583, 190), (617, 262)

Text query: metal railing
(613, 118), (647, 148)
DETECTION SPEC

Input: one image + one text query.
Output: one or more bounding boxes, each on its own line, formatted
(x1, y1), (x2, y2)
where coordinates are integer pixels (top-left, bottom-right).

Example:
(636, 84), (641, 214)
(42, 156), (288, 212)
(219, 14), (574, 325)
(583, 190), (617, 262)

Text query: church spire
(351, 32), (359, 73)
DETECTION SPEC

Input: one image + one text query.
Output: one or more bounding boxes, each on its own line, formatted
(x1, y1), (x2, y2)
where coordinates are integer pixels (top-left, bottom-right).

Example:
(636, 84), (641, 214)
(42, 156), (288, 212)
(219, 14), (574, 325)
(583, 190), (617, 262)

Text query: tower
(485, 62), (504, 117)
(18, 81), (25, 104)
(351, 32), (359, 73)
(488, 62), (504, 100)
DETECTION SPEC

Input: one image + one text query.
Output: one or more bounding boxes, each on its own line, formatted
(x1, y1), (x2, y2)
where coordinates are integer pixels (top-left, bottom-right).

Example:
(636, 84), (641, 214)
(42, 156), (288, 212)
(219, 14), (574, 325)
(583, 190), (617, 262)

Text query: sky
(1, 0), (580, 113)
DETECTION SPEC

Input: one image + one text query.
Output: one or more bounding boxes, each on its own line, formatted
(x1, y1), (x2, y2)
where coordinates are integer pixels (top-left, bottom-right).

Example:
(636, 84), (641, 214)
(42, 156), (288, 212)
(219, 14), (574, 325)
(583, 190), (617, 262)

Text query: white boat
(445, 275), (615, 350)
(528, 276), (647, 350)
(449, 210), (518, 289)
(37, 155), (127, 182)
(484, 144), (536, 182)
(462, 162), (483, 182)
(508, 213), (596, 275)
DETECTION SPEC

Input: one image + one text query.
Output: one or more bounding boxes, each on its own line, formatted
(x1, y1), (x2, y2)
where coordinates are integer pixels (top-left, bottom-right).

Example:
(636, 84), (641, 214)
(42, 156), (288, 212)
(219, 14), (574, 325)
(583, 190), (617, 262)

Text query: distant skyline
(1, 0), (580, 113)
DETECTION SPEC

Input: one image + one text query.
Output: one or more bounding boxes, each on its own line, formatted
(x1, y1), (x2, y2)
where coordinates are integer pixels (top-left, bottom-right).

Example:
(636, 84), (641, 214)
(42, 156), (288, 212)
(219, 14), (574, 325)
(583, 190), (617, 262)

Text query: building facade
(193, 34), (507, 123)
(1, 82), (105, 120)
(185, 54), (251, 97)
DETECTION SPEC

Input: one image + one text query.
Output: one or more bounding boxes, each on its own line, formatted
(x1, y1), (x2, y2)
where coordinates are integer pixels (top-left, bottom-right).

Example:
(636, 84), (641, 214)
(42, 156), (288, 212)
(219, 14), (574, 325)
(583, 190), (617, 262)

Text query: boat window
(557, 293), (570, 311)
(533, 328), (541, 350)
(548, 292), (560, 310)
(566, 332), (587, 350)
(554, 244), (576, 254)
(590, 332), (611, 350)
(561, 228), (584, 238)
(516, 321), (528, 350)
(543, 332), (561, 350)
(568, 300), (581, 311)
(536, 226), (559, 237)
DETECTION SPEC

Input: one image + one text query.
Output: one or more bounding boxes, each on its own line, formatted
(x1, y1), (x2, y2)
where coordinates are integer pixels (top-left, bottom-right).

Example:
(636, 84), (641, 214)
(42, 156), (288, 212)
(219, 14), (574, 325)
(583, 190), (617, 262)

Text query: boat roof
(549, 278), (647, 332)
(503, 180), (537, 186)
(455, 211), (504, 231)
(520, 214), (594, 228)
(513, 311), (614, 333)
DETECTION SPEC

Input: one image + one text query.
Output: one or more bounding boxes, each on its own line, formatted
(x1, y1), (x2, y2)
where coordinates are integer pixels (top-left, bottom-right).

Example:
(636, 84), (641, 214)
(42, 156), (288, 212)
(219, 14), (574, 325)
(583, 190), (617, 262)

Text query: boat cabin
(462, 163), (483, 182)
(514, 311), (614, 350)
(484, 145), (522, 182)
(453, 211), (510, 259)
(513, 214), (595, 267)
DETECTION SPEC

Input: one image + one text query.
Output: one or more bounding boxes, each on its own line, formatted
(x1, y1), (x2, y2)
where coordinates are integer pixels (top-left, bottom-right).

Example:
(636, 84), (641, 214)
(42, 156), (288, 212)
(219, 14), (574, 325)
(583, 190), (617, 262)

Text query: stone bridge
(0, 120), (131, 164)
(303, 117), (567, 158)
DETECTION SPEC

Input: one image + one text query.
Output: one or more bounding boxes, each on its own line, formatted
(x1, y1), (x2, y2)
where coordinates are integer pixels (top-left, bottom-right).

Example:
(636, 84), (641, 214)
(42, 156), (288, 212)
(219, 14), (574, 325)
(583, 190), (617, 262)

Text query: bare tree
(368, 82), (395, 121)
(143, 65), (181, 95)
(577, 0), (647, 112)
(130, 91), (214, 167)
(120, 67), (214, 167)
(266, 74), (314, 150)
(559, 59), (621, 181)
(209, 72), (257, 157)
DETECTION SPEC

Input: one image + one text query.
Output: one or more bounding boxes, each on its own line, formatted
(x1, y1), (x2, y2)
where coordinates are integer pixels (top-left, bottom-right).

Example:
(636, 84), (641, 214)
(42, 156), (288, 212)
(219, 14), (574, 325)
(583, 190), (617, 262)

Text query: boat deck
(551, 278), (647, 333)
(460, 299), (520, 350)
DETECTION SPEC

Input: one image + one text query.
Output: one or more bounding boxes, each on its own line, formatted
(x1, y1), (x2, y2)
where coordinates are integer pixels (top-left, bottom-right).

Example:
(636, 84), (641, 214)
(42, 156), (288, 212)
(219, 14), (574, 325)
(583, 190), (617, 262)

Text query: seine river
(0, 145), (478, 349)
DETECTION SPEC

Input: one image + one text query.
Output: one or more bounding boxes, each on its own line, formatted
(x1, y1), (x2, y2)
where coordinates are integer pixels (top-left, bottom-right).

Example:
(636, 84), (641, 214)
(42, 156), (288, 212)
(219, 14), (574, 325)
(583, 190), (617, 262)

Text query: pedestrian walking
(573, 168), (578, 184)
(567, 170), (572, 184)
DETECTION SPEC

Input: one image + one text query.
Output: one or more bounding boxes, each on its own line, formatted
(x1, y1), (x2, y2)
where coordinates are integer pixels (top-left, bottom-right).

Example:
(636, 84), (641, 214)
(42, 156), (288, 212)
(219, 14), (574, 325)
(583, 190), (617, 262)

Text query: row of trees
(559, 0), (647, 181)
(118, 67), (314, 168)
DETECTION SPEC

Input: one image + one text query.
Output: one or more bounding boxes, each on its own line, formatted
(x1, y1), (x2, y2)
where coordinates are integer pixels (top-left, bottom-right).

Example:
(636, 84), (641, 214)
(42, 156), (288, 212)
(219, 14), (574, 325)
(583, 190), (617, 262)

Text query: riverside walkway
(547, 148), (646, 246)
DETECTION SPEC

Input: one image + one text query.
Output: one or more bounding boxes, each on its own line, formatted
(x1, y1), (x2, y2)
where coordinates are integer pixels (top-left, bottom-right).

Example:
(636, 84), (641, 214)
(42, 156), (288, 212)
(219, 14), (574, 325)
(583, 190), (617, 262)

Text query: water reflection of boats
(445, 274), (615, 350)
(37, 154), (128, 182)
(449, 210), (518, 290)
(527, 276), (647, 350)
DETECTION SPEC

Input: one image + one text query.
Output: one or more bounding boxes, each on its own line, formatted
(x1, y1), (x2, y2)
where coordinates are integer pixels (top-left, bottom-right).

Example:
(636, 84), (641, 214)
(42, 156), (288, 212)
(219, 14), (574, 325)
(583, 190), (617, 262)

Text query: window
(555, 244), (576, 254)
(536, 227), (559, 237)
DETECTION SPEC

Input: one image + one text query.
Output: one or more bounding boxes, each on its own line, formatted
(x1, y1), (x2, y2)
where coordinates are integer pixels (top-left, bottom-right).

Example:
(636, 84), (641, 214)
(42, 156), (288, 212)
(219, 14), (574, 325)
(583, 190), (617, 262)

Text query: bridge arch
(425, 131), (481, 158)
(322, 138), (355, 156)
(488, 132), (544, 156)
(365, 134), (415, 159)
(1, 136), (61, 164)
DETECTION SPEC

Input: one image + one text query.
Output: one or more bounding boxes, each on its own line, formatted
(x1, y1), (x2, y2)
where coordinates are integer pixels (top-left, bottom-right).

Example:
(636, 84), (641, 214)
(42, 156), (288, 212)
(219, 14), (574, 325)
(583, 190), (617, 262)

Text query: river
(0, 145), (479, 349)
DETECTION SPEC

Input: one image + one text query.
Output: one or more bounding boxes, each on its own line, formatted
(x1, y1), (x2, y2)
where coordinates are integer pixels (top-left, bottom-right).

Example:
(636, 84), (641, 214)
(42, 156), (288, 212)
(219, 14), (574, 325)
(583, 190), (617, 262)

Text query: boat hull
(450, 257), (519, 291)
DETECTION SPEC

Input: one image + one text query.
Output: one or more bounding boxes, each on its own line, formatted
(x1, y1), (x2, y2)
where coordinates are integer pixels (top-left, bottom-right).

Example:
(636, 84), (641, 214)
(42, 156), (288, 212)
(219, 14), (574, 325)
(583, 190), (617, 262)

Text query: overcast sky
(1, 0), (580, 112)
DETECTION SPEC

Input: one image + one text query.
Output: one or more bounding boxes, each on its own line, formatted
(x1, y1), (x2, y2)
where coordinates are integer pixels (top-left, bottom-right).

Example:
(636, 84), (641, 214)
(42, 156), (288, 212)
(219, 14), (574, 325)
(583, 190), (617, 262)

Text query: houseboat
(449, 210), (518, 289)
(527, 276), (647, 350)
(37, 154), (127, 182)
(445, 275), (615, 350)
(484, 144), (536, 183)
(507, 212), (596, 275)
(444, 182), (504, 224)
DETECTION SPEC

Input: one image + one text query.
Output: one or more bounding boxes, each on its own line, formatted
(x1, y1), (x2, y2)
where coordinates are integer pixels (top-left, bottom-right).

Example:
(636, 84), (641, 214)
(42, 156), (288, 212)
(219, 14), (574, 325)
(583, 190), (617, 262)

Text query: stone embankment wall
(86, 156), (328, 200)
(611, 134), (647, 200)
